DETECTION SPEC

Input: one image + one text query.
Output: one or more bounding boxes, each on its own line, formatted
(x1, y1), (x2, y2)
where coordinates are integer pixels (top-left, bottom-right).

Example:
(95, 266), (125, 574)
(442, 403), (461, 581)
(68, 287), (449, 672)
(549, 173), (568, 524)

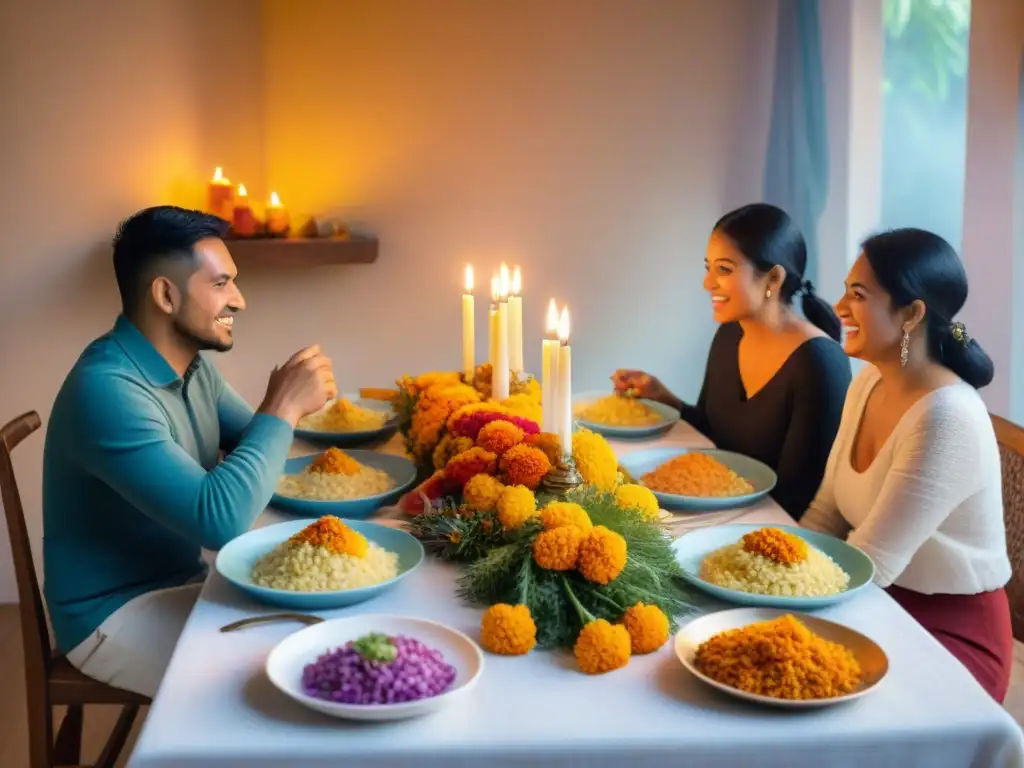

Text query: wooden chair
(994, 414), (1024, 641)
(1, 412), (150, 768)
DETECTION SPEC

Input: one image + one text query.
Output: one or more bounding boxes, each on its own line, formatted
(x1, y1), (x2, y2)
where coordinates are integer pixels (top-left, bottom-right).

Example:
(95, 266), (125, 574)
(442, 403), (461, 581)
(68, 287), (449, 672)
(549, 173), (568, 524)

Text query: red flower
(442, 446), (498, 488)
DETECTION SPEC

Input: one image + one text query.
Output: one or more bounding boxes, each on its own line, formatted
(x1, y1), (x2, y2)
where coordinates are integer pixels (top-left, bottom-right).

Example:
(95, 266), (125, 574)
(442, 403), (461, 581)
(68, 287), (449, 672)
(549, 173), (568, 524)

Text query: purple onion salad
(301, 632), (457, 705)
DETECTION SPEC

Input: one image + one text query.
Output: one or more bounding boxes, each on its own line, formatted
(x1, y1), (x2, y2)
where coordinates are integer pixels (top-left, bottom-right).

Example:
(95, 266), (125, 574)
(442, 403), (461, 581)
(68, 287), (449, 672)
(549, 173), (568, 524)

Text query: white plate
(266, 614), (484, 721)
(674, 607), (888, 708)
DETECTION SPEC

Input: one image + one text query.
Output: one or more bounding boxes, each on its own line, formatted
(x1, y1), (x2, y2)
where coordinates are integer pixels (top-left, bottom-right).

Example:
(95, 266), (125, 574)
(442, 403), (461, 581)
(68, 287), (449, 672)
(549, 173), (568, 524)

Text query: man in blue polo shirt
(43, 205), (336, 696)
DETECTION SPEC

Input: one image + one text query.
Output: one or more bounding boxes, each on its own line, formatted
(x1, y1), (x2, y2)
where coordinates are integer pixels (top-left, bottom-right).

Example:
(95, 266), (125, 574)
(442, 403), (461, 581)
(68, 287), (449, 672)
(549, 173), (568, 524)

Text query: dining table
(126, 420), (1024, 768)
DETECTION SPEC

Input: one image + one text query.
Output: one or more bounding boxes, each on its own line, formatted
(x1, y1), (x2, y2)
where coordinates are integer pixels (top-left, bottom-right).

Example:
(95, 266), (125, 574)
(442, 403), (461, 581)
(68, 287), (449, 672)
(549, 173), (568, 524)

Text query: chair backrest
(993, 414), (1024, 641)
(0, 412), (50, 705)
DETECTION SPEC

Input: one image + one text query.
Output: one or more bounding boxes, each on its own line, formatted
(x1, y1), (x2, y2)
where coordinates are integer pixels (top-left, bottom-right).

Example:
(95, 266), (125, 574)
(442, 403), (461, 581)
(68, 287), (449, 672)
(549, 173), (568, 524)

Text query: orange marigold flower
(289, 515), (368, 558)
(577, 525), (627, 584)
(308, 447), (361, 476)
(623, 602), (670, 654)
(500, 392), (542, 425)
(571, 428), (619, 490)
(476, 420), (524, 455)
(525, 432), (562, 466)
(741, 527), (808, 565)
(532, 526), (584, 571)
(433, 434), (475, 471)
(540, 501), (592, 532)
(480, 603), (536, 655)
(463, 473), (505, 512)
(614, 484), (661, 521)
(443, 446), (498, 488)
(574, 619), (631, 674)
(496, 485), (538, 529)
(408, 382), (481, 459)
(499, 444), (551, 490)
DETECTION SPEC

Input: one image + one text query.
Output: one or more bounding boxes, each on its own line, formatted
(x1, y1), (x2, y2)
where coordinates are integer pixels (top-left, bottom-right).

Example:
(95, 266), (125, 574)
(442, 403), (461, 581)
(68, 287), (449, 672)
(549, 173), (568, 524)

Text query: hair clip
(950, 321), (970, 346)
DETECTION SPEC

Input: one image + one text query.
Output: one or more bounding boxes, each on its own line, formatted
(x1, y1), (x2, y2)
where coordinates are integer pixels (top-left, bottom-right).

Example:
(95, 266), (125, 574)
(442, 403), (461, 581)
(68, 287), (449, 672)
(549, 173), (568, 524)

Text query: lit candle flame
(464, 265), (474, 293)
(491, 276), (500, 303)
(511, 266), (521, 296)
(269, 191), (282, 207)
(499, 263), (510, 299)
(558, 307), (570, 343)
(546, 299), (559, 333)
(212, 166), (230, 184)
(499, 264), (510, 299)
(237, 183), (248, 197)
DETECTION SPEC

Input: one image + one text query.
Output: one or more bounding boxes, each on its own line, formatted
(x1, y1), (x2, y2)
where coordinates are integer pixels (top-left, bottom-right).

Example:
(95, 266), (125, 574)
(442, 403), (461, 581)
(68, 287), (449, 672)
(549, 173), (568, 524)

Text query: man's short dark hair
(112, 205), (229, 317)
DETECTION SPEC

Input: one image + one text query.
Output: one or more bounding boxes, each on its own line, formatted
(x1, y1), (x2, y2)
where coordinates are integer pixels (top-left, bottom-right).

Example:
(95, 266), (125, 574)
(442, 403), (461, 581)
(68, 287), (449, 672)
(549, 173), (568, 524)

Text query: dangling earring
(900, 328), (910, 367)
(765, 288), (772, 299)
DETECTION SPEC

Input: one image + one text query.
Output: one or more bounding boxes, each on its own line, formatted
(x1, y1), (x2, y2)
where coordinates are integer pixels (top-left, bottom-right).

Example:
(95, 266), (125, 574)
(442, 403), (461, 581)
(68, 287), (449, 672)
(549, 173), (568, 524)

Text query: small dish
(270, 450), (418, 519)
(617, 447), (776, 512)
(672, 523), (875, 609)
(572, 390), (678, 439)
(294, 395), (398, 447)
(215, 518), (423, 610)
(674, 607), (888, 708)
(265, 614), (484, 721)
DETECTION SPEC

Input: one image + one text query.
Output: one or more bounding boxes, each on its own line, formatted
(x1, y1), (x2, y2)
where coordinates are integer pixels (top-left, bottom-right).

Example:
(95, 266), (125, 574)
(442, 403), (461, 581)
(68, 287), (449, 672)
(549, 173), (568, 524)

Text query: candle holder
(540, 455), (584, 498)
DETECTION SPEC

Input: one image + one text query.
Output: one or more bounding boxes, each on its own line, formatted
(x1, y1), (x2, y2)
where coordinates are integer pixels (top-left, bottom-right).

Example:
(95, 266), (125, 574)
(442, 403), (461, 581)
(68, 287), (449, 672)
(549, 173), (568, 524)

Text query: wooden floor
(0, 604), (1021, 766)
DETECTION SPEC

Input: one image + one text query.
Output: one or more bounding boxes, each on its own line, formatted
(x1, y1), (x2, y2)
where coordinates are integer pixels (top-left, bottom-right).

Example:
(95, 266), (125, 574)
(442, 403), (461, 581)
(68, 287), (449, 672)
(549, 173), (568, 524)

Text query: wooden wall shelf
(224, 235), (378, 266)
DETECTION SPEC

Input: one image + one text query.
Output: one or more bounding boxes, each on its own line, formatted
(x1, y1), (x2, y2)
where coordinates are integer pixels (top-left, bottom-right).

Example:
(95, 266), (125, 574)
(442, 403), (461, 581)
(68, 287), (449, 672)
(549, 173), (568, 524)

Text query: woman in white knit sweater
(801, 228), (1012, 702)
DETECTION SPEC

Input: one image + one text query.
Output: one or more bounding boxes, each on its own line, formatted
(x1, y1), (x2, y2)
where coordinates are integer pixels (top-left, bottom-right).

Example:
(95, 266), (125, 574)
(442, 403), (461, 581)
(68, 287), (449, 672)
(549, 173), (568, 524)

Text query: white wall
(0, 0), (265, 601)
(215, 0), (778, 408)
(818, 0), (883, 304)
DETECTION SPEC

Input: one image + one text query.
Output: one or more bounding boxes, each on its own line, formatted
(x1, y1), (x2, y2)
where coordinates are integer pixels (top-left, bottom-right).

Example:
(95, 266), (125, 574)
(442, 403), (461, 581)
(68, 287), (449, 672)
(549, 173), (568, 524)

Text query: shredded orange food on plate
(694, 614), (862, 700)
(741, 527), (808, 565)
(308, 447), (362, 476)
(641, 453), (754, 497)
(288, 515), (369, 558)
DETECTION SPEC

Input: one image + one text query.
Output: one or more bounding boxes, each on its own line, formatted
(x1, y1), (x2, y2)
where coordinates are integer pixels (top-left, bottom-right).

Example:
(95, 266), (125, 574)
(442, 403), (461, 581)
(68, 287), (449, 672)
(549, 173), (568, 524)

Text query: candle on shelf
(493, 268), (511, 401)
(541, 299), (560, 433)
(462, 265), (475, 381)
(508, 266), (524, 375)
(231, 184), (257, 237)
(265, 191), (290, 237)
(207, 167), (234, 221)
(489, 277), (499, 377)
(556, 307), (573, 458)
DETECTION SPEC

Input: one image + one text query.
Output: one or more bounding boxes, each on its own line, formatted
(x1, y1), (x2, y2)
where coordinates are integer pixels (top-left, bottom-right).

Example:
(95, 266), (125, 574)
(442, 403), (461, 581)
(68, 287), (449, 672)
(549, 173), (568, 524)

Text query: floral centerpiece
(399, 407), (695, 675)
(392, 365), (541, 472)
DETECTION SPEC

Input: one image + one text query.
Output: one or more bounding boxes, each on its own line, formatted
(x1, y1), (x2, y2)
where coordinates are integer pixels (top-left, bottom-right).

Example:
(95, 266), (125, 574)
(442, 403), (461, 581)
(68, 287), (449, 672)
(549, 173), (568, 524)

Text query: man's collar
(112, 314), (200, 388)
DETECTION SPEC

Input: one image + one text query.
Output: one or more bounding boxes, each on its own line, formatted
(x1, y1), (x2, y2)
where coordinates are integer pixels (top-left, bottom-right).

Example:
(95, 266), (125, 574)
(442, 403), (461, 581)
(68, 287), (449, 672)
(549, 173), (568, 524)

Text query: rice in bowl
(251, 516), (399, 592)
(297, 398), (391, 433)
(699, 527), (849, 597)
(277, 448), (397, 501)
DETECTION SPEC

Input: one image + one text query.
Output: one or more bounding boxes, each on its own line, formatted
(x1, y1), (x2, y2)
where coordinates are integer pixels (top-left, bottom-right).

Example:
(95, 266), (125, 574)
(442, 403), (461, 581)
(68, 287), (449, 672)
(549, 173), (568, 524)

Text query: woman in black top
(613, 204), (851, 520)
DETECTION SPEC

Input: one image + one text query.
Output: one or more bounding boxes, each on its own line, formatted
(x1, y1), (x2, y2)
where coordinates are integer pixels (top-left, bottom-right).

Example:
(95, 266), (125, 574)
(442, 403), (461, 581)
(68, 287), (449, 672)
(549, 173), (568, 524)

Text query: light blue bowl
(618, 447), (777, 512)
(673, 523), (875, 609)
(270, 450), (418, 519)
(572, 391), (679, 439)
(294, 397), (399, 447)
(215, 518), (425, 610)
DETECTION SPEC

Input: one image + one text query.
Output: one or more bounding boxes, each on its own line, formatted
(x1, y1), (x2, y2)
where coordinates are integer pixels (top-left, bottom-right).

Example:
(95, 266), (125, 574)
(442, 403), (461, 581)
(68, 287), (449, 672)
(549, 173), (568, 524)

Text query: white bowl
(674, 607), (888, 708)
(265, 614), (484, 721)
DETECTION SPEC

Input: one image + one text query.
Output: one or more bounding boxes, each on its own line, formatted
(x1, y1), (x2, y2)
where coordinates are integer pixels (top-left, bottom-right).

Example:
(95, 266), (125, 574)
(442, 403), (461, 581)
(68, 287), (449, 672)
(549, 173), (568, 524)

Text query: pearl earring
(900, 328), (910, 367)
(766, 288), (772, 299)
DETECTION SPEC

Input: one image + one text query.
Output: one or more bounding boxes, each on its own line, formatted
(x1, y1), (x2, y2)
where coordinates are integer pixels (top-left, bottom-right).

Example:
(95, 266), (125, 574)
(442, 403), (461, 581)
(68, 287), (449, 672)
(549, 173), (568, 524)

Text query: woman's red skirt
(886, 583), (1014, 703)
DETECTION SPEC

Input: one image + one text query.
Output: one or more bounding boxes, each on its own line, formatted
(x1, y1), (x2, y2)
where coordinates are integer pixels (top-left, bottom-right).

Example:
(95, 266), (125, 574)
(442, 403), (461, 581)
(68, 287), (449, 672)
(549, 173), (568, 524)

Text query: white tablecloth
(128, 424), (1024, 768)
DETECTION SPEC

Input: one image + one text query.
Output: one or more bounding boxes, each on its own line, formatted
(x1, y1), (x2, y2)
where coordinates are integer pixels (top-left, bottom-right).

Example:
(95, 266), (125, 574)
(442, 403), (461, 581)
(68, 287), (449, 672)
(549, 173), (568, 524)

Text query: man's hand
(258, 345), (337, 427)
